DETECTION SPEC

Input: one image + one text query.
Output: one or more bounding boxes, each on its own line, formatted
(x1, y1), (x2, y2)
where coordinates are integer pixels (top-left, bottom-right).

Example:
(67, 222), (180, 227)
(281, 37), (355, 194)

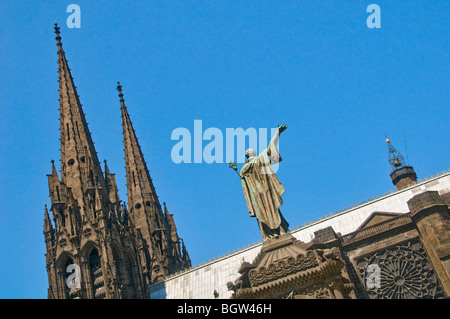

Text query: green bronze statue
(229, 123), (289, 240)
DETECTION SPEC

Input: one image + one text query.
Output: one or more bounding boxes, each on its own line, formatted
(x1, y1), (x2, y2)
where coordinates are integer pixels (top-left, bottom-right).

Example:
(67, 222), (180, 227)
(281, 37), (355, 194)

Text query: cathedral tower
(44, 24), (190, 298)
(45, 24), (147, 299)
(117, 82), (191, 284)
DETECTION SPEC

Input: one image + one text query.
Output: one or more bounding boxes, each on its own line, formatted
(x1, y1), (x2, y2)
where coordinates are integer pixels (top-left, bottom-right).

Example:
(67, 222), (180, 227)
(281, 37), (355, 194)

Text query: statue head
(245, 148), (257, 159)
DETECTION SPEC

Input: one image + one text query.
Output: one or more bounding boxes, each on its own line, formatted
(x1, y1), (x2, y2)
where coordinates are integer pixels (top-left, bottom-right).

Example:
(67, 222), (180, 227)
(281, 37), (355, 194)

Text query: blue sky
(0, 1), (448, 298)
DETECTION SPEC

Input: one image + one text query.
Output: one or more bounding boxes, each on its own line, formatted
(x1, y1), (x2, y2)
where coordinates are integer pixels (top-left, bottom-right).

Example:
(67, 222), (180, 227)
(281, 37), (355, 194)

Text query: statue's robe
(240, 137), (288, 238)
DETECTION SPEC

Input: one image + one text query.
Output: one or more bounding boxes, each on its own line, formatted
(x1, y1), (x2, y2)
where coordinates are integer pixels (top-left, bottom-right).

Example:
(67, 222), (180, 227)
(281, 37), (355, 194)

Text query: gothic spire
(55, 23), (107, 212)
(118, 82), (161, 210)
(118, 82), (190, 280)
(44, 24), (149, 300)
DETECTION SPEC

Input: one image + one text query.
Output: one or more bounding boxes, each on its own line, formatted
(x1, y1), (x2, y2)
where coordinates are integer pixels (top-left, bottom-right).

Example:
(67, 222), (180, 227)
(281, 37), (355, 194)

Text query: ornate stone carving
(248, 250), (320, 287)
(228, 234), (355, 299)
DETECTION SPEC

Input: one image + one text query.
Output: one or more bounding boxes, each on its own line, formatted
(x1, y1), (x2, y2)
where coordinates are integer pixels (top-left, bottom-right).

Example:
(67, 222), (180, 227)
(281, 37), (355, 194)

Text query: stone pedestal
(228, 233), (354, 299)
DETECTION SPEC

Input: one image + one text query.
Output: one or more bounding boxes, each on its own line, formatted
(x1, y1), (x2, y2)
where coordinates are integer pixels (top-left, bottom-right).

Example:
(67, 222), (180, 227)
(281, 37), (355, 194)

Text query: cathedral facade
(43, 24), (191, 299)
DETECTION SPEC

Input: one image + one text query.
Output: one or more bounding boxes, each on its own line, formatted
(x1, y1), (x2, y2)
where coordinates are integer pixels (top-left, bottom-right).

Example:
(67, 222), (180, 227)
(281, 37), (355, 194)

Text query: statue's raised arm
(267, 123), (287, 158)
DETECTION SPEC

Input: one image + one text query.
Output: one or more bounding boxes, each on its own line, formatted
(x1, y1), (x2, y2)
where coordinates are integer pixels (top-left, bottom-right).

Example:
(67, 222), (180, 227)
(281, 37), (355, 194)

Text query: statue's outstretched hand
(229, 161), (242, 178)
(277, 123), (287, 134)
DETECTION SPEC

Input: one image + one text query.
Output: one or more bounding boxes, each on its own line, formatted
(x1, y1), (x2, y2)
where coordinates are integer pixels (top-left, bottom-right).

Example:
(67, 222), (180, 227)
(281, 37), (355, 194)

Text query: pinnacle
(54, 22), (62, 46)
(55, 22), (107, 202)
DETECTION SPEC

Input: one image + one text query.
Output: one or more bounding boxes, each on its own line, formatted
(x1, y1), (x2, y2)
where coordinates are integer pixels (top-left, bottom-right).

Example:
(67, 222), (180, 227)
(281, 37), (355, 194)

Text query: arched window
(89, 249), (105, 299)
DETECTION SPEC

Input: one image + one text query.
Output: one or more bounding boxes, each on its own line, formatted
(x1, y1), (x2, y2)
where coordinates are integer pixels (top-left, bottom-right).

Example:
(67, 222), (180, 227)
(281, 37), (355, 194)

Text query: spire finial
(54, 22), (60, 35)
(116, 81), (124, 101)
(54, 22), (62, 46)
(384, 132), (390, 144)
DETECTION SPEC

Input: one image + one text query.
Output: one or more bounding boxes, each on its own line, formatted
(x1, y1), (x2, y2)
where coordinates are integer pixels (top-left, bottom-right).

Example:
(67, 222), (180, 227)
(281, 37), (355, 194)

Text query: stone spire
(118, 82), (160, 208)
(385, 137), (417, 190)
(117, 82), (190, 282)
(44, 26), (149, 299)
(55, 22), (107, 215)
